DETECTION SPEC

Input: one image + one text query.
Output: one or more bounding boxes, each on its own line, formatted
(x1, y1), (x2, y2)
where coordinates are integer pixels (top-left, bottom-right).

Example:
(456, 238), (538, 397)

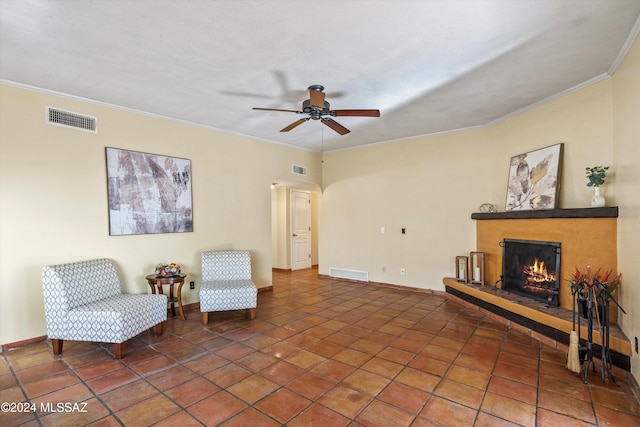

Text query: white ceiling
(1, 0), (639, 152)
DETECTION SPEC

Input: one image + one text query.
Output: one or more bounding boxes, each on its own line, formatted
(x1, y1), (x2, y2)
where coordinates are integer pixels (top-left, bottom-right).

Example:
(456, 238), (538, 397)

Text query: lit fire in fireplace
(523, 258), (556, 284)
(502, 238), (561, 306)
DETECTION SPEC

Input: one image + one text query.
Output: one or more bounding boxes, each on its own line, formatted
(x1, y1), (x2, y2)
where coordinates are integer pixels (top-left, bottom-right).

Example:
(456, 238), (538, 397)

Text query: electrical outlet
(190, 281), (195, 290)
(382, 266), (386, 273)
(400, 268), (405, 275)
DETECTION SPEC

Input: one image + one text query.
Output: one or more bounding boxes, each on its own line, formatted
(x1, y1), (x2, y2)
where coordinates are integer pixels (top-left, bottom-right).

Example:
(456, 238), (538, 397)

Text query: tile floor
(1, 268), (639, 426)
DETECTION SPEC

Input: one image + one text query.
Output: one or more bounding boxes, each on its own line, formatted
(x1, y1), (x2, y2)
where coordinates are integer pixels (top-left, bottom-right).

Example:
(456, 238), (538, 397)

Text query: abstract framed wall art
(106, 147), (193, 235)
(505, 143), (563, 211)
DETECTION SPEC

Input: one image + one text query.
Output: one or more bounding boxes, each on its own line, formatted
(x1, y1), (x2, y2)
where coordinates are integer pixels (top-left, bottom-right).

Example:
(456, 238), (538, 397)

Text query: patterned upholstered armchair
(200, 250), (258, 324)
(42, 258), (167, 358)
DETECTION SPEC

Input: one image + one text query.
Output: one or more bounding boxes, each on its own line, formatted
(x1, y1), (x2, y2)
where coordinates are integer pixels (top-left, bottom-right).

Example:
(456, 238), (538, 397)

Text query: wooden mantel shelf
(471, 206), (618, 220)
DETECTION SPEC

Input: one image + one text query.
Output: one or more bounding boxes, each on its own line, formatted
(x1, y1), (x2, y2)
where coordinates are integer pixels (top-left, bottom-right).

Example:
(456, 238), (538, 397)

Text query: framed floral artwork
(106, 147), (193, 235)
(505, 143), (563, 211)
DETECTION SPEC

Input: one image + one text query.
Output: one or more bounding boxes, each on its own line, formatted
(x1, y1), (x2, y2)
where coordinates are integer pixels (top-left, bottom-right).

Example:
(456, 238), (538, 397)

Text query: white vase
(591, 187), (605, 207)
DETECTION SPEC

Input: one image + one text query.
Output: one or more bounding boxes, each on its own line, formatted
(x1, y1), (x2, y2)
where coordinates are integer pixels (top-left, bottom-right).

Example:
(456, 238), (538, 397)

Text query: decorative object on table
(155, 263), (181, 277)
(455, 256), (469, 283)
(106, 147), (193, 236)
(505, 143), (563, 211)
(470, 252), (485, 285)
(478, 203), (498, 213)
(585, 166), (609, 207)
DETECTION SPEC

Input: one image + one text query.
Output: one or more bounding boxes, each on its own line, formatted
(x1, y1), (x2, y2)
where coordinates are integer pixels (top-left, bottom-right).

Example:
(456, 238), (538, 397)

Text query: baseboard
(631, 371), (640, 405)
(317, 273), (445, 296)
(272, 265), (318, 272)
(1, 335), (47, 353)
(368, 280), (445, 296)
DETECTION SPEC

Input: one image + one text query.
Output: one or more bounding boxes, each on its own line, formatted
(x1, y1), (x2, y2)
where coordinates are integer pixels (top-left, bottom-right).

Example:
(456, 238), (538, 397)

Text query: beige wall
(320, 38), (639, 380)
(320, 128), (490, 288)
(271, 187), (290, 269)
(486, 79), (614, 208)
(612, 36), (640, 377)
(0, 84), (321, 345)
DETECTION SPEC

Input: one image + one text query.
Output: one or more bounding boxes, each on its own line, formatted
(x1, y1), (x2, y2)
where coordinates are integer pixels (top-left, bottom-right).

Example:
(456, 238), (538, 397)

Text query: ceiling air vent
(46, 106), (97, 133)
(292, 164), (307, 176)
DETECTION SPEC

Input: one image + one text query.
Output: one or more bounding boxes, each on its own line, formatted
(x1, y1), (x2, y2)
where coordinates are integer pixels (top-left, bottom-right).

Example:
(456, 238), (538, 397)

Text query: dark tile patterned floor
(1, 268), (639, 426)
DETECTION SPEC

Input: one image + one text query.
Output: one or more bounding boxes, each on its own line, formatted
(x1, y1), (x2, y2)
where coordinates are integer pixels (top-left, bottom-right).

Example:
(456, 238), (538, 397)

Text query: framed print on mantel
(106, 147), (193, 236)
(505, 143), (563, 211)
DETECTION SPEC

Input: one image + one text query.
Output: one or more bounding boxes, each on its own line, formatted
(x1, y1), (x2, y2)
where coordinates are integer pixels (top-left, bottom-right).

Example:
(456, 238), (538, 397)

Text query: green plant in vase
(585, 166), (609, 207)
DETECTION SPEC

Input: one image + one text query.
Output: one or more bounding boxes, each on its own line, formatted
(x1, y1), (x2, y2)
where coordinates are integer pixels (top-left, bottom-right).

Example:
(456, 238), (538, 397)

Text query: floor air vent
(292, 164), (307, 176)
(329, 268), (369, 282)
(46, 107), (97, 133)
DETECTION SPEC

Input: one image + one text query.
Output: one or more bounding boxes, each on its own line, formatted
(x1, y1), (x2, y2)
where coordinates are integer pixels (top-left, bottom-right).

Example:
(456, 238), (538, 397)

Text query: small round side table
(146, 273), (187, 320)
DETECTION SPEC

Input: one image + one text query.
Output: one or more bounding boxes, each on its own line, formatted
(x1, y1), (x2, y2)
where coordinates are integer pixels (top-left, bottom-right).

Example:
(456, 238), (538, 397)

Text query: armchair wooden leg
(248, 308), (256, 320)
(51, 339), (63, 355)
(202, 312), (209, 325)
(155, 321), (164, 335)
(114, 343), (125, 359)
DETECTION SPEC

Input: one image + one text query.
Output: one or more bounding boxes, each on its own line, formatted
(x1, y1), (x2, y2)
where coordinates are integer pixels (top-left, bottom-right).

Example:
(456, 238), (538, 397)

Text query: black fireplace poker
(574, 279), (626, 385)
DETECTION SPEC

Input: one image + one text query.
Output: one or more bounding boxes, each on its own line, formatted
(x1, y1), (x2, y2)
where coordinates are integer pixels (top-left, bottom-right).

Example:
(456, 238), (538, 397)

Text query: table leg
(176, 281), (186, 320)
(169, 283), (176, 316)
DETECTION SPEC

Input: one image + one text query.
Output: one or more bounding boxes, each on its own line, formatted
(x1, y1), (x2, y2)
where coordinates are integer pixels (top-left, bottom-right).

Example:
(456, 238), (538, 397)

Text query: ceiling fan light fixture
(302, 99), (331, 113)
(253, 84), (380, 135)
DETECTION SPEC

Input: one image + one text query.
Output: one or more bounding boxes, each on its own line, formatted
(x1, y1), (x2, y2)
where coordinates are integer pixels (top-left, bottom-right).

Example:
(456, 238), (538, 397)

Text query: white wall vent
(329, 268), (369, 282)
(292, 164), (307, 176)
(46, 106), (98, 133)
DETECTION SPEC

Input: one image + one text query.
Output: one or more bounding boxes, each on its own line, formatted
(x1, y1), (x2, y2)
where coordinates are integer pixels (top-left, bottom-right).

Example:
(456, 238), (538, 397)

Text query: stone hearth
(443, 277), (631, 371)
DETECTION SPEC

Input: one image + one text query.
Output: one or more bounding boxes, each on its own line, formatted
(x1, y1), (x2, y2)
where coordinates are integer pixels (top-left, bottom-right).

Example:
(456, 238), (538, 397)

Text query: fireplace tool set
(570, 279), (626, 384)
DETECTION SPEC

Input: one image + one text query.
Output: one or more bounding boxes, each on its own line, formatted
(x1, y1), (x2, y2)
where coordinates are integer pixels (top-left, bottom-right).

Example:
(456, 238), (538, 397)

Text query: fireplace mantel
(471, 206), (618, 220)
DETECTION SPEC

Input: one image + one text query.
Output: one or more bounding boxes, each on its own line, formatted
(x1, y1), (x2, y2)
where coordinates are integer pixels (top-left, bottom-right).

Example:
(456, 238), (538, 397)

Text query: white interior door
(291, 190), (311, 270)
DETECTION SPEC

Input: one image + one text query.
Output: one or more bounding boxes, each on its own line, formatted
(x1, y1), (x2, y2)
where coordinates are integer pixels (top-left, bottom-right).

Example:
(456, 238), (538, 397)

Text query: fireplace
(501, 238), (561, 307)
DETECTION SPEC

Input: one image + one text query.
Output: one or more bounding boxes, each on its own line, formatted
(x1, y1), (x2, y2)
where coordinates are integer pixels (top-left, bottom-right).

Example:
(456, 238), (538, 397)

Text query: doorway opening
(271, 180), (320, 272)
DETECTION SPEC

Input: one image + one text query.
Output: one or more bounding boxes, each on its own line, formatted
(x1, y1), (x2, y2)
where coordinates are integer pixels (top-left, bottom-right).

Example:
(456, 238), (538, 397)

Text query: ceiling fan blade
(332, 109), (381, 117)
(322, 118), (350, 135)
(280, 118), (310, 132)
(253, 107), (300, 113)
(309, 88), (326, 108)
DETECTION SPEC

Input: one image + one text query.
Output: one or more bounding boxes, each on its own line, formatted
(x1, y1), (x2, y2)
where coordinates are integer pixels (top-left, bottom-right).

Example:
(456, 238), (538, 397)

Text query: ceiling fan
(252, 85), (380, 135)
